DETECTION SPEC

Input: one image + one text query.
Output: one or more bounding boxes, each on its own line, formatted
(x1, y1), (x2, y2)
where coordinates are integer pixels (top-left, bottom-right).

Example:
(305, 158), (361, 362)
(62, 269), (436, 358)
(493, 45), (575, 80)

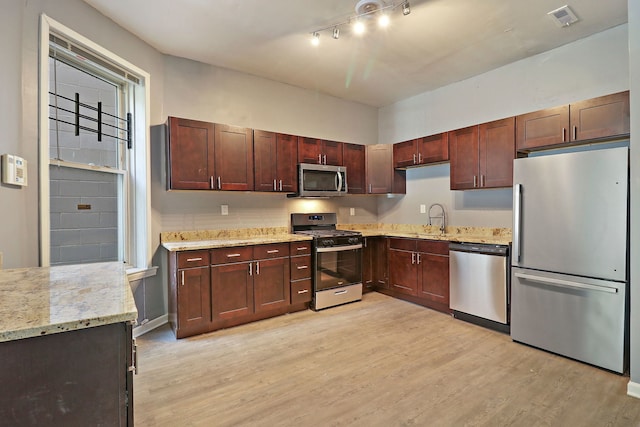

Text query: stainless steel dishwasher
(449, 242), (510, 333)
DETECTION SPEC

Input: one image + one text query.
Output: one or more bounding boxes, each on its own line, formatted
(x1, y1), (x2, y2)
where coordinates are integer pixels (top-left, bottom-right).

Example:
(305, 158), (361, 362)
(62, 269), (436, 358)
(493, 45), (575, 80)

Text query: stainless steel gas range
(291, 213), (363, 310)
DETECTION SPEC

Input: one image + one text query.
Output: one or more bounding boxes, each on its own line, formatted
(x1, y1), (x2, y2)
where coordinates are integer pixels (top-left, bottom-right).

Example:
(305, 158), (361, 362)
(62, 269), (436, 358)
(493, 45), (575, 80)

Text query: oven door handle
(316, 244), (363, 253)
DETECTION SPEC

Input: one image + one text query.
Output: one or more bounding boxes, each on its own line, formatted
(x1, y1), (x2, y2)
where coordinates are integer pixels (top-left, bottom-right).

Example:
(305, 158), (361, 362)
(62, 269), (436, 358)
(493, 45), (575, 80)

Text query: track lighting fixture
(309, 0), (412, 45)
(402, 1), (411, 16)
(311, 32), (320, 46)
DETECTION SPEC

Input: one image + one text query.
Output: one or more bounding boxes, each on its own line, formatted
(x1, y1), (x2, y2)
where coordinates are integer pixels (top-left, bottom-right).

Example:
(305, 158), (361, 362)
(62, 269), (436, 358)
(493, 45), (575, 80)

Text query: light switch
(221, 205), (229, 216)
(420, 204), (426, 214)
(350, 208), (355, 216)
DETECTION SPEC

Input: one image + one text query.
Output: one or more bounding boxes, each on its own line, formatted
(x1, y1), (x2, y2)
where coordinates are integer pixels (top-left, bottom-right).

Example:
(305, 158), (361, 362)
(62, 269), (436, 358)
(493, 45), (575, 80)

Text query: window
(40, 15), (151, 269)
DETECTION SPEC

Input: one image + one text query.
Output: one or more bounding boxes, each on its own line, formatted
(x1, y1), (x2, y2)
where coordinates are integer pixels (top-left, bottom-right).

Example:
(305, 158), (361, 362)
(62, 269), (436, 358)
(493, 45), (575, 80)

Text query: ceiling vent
(547, 5), (579, 27)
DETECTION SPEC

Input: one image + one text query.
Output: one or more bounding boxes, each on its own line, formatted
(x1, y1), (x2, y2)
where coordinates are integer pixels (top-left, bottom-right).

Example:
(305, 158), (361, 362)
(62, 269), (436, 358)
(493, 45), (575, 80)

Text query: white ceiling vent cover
(547, 5), (579, 27)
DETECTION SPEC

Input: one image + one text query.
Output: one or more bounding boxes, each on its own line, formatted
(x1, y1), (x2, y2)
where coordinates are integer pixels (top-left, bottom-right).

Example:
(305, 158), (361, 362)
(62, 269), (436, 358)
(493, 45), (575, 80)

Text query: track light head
(402, 1), (410, 16)
(333, 27), (340, 39)
(311, 32), (320, 46)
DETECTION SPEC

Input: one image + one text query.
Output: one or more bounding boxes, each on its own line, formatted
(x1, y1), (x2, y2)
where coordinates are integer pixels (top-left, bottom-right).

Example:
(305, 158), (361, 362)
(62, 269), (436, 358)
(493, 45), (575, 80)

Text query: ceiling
(81, 0), (628, 107)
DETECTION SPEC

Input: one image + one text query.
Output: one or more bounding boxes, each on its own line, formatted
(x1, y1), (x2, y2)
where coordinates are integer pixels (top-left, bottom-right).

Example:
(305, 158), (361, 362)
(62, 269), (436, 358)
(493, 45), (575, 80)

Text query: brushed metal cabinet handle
(217, 176), (221, 189)
(181, 270), (185, 286)
(227, 253), (241, 258)
(296, 265), (308, 270)
(266, 249), (279, 254)
(279, 180), (283, 191)
(297, 289), (309, 294)
(249, 262), (252, 276)
(562, 127), (566, 142)
(413, 153), (416, 164)
(256, 261), (260, 275)
(209, 176), (214, 189)
(186, 257), (202, 262)
(318, 153), (322, 164)
(473, 175), (477, 188)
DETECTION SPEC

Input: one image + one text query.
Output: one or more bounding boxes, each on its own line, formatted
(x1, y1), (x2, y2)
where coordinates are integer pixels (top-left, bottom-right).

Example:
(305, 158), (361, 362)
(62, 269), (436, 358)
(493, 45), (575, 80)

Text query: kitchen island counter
(0, 261), (137, 343)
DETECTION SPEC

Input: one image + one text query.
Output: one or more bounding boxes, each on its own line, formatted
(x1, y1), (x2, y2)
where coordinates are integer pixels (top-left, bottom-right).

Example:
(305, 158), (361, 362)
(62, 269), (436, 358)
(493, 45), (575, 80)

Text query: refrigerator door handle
(514, 272), (618, 294)
(513, 184), (522, 262)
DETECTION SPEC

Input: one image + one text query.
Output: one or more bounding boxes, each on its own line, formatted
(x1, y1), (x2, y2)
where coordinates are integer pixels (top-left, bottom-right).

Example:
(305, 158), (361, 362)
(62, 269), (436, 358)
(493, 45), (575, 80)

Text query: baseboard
(133, 314), (168, 338)
(628, 381), (640, 399)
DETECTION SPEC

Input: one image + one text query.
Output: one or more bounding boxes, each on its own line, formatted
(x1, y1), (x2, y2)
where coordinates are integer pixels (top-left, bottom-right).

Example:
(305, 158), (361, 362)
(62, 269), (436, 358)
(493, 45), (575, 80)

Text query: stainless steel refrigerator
(511, 145), (628, 373)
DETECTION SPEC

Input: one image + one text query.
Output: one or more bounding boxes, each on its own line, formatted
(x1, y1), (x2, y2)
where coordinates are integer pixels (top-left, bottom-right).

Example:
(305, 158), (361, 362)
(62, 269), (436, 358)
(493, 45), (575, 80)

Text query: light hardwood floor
(134, 292), (640, 426)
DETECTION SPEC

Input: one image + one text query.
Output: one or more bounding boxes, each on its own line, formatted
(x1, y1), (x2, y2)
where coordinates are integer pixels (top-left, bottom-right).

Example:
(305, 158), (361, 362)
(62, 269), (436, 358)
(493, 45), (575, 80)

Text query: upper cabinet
(516, 91), (629, 152)
(450, 117), (515, 190)
(393, 133), (449, 169)
(254, 131), (298, 193)
(166, 117), (254, 191)
(366, 144), (406, 194)
(298, 137), (343, 166)
(342, 143), (366, 194)
(166, 117), (215, 190)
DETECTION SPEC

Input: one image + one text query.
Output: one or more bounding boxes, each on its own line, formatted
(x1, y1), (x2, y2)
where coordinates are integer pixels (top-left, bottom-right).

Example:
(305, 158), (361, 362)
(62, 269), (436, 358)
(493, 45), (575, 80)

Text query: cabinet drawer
(253, 243), (290, 259)
(290, 255), (312, 280)
(211, 246), (253, 264)
(388, 238), (417, 252)
(291, 279), (312, 304)
(290, 241), (312, 256)
(416, 240), (449, 255)
(177, 250), (210, 268)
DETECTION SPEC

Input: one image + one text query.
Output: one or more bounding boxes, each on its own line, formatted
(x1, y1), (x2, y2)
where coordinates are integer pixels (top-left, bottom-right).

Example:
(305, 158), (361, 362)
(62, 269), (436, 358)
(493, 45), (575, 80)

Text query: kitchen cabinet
(169, 242), (309, 338)
(385, 238), (450, 313)
(176, 251), (211, 335)
(343, 143), (366, 194)
(290, 241), (312, 304)
(253, 243), (291, 313)
(166, 117), (253, 190)
(166, 117), (215, 190)
(416, 240), (450, 312)
(0, 322), (134, 426)
(363, 236), (388, 292)
(254, 130), (298, 193)
(393, 133), (449, 168)
(449, 117), (515, 190)
(516, 91), (630, 152)
(298, 137), (343, 165)
(366, 144), (406, 194)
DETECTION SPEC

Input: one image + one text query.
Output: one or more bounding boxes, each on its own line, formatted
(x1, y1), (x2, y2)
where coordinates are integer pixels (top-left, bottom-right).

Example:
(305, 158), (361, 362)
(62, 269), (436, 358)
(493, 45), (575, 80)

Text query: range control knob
(323, 239), (335, 247)
(348, 237), (360, 244)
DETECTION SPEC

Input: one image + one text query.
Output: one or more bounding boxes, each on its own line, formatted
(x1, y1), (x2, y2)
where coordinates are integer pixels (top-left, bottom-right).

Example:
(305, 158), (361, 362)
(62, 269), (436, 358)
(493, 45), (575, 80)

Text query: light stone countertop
(160, 224), (511, 252)
(161, 227), (312, 252)
(0, 262), (137, 343)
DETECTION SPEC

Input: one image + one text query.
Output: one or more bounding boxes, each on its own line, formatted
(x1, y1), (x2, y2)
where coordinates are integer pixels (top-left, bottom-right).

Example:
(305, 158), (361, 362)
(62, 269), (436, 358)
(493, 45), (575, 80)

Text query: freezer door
(512, 146), (627, 282)
(511, 267), (627, 373)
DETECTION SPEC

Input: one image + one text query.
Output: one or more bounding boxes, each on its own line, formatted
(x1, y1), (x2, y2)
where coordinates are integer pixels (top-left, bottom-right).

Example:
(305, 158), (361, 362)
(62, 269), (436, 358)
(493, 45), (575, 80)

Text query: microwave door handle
(316, 244), (363, 253)
(336, 171), (343, 192)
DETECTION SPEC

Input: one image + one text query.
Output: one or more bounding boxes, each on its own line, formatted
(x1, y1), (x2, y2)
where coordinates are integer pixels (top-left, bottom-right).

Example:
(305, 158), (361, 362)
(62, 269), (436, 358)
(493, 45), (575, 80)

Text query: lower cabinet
(363, 236), (388, 292)
(383, 237), (450, 313)
(169, 242), (310, 338)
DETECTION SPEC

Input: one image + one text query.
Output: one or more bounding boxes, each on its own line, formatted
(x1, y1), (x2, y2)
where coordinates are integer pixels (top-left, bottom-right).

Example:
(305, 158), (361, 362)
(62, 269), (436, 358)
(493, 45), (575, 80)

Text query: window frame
(39, 14), (152, 269)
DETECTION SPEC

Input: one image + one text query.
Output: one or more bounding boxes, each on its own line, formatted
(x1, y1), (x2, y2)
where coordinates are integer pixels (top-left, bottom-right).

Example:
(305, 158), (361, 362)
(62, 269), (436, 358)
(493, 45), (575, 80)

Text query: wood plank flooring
(134, 292), (640, 426)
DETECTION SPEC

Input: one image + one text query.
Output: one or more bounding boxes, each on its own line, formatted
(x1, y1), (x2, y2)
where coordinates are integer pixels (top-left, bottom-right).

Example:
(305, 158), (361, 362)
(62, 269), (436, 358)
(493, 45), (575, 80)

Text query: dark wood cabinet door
(449, 125), (480, 190)
(298, 137), (323, 164)
(254, 130), (277, 192)
(516, 105), (569, 151)
(343, 143), (366, 194)
(388, 248), (418, 296)
(393, 140), (418, 168)
(479, 117), (515, 189)
(214, 124), (254, 191)
(177, 266), (211, 329)
(570, 91), (630, 141)
(417, 253), (450, 308)
(374, 237), (389, 289)
(254, 257), (290, 312)
(366, 144), (392, 193)
(167, 117), (215, 190)
(276, 133), (298, 193)
(211, 262), (253, 320)
(322, 140), (343, 166)
(418, 133), (449, 164)
(362, 237), (374, 292)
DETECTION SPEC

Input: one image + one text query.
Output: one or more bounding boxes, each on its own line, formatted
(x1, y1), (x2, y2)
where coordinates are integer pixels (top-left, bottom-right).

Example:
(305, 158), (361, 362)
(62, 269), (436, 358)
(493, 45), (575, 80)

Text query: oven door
(315, 244), (362, 292)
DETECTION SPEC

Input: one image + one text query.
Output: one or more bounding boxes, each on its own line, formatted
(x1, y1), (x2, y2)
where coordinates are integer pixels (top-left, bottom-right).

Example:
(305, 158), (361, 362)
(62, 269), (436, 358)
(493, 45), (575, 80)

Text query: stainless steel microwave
(296, 163), (347, 197)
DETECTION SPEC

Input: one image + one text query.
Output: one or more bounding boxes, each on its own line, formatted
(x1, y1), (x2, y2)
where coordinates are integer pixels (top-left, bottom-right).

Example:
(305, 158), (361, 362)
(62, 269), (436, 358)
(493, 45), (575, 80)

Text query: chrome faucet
(428, 203), (446, 234)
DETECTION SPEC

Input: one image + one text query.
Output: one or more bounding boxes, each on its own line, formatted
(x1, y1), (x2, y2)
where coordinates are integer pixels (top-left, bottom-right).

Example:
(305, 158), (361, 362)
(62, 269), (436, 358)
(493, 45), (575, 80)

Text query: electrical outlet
(350, 208), (355, 216)
(221, 205), (229, 216)
(420, 204), (426, 214)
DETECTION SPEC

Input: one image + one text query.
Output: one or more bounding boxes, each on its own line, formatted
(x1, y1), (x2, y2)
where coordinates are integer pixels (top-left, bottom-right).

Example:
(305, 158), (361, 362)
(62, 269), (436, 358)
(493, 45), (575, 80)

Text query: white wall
(377, 24), (629, 228)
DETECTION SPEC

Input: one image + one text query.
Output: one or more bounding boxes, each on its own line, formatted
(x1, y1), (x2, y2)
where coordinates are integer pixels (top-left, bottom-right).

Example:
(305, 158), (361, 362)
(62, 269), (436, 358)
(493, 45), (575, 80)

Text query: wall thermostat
(2, 154), (28, 186)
